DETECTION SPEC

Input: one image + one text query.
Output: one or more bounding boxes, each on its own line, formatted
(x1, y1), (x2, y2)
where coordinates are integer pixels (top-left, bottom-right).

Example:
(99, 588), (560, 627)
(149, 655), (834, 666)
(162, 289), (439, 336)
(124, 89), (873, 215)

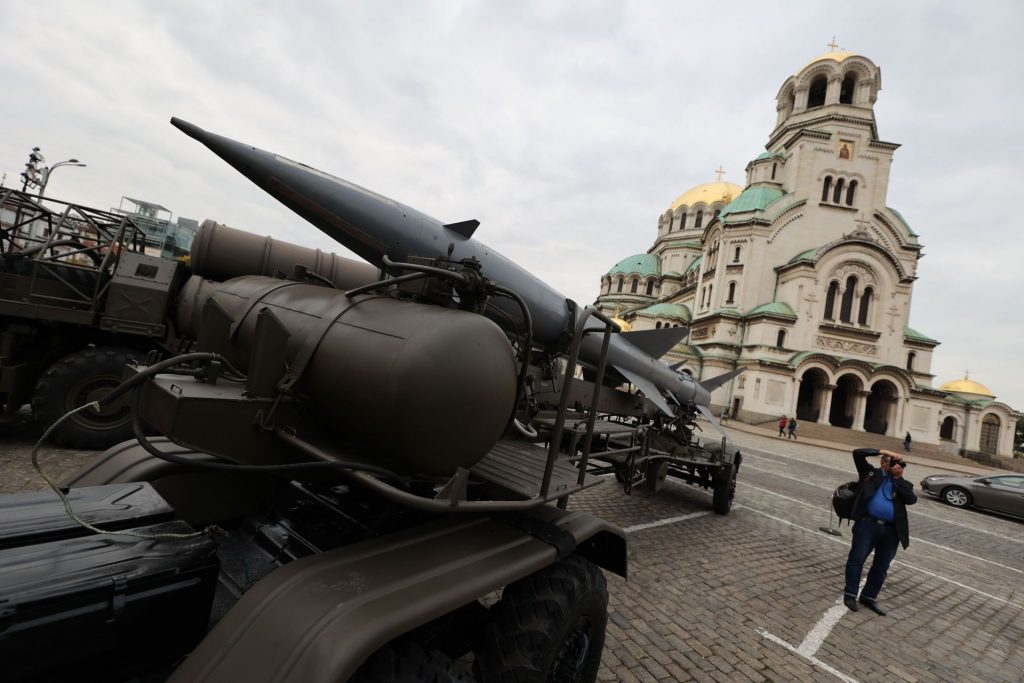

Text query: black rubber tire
(32, 346), (139, 449)
(712, 463), (737, 515)
(941, 486), (972, 508)
(351, 639), (473, 683)
(474, 555), (608, 683)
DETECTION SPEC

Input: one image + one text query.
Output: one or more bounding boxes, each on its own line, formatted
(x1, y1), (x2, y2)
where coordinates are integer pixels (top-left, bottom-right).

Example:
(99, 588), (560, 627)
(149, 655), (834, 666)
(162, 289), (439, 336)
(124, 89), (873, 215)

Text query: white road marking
(623, 511), (709, 533)
(737, 480), (1024, 576)
(796, 599), (851, 657)
(757, 627), (859, 683)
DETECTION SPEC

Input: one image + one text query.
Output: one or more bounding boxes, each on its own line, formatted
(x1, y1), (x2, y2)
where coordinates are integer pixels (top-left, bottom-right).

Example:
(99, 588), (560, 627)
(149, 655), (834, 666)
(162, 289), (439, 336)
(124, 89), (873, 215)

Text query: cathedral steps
(739, 417), (1020, 472)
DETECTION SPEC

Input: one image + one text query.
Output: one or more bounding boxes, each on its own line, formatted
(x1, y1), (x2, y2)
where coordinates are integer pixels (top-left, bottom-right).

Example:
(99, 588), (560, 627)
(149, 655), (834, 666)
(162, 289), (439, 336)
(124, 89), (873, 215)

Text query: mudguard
(170, 507), (625, 682)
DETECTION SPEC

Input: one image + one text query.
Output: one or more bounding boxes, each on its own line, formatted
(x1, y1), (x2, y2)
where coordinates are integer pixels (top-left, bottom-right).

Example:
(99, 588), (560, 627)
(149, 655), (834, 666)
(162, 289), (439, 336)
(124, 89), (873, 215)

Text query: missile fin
(698, 368), (745, 393)
(619, 327), (689, 359)
(614, 365), (675, 416)
(696, 403), (728, 437)
(444, 219), (480, 239)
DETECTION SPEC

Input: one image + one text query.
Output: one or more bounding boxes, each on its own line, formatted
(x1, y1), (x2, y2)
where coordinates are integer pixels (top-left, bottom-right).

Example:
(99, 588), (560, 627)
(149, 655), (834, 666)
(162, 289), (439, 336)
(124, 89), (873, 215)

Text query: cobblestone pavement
(2, 427), (1022, 682)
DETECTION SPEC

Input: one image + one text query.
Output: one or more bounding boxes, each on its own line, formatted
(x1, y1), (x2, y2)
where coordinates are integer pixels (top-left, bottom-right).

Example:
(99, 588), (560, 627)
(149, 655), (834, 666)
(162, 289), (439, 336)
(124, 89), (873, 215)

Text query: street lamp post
(13, 147), (87, 243)
(37, 158), (87, 199)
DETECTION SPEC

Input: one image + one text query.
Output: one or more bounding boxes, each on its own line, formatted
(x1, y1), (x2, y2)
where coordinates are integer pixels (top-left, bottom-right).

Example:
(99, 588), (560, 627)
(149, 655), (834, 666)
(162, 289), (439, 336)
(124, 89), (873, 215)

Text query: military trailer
(527, 372), (742, 515)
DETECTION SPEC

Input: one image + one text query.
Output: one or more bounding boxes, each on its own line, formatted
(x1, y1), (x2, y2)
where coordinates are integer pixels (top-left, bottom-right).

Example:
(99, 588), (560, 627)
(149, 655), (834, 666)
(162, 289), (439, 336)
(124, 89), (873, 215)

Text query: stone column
(819, 384), (836, 424)
(792, 86), (808, 114)
(826, 76), (841, 105)
(852, 390), (870, 432)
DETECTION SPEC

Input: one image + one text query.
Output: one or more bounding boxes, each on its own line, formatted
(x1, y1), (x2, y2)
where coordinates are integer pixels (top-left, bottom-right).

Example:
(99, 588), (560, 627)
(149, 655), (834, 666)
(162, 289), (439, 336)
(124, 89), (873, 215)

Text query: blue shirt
(866, 473), (895, 522)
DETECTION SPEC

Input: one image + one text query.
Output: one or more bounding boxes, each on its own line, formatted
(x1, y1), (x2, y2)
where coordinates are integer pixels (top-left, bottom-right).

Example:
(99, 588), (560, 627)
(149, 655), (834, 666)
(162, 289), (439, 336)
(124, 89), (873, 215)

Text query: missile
(171, 118), (738, 417)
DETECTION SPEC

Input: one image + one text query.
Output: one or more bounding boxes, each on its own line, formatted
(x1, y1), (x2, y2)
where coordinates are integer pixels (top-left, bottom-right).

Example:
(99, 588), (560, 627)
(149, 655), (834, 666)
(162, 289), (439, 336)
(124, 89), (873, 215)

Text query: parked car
(920, 473), (1024, 518)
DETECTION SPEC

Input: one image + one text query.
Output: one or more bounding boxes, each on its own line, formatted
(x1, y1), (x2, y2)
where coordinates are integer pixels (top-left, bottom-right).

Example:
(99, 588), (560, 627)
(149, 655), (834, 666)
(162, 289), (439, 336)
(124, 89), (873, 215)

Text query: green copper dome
(636, 302), (692, 323)
(606, 253), (660, 277)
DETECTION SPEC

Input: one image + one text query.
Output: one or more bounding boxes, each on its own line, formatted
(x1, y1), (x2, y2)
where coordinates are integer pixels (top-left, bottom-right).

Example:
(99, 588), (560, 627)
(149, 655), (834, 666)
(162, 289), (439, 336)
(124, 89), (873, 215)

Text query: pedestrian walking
(903, 431), (912, 452)
(778, 415), (787, 437)
(787, 416), (797, 439)
(721, 407), (730, 424)
(842, 448), (917, 615)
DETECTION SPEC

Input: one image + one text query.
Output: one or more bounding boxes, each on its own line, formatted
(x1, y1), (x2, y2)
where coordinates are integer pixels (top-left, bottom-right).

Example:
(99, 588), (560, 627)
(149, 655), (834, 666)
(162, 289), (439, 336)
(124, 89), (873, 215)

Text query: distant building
(595, 49), (1020, 459)
(112, 197), (198, 259)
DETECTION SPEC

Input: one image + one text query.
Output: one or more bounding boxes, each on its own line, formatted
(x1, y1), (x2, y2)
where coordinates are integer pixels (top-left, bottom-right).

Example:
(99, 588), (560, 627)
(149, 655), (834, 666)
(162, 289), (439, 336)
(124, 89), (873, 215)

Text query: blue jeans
(844, 517), (899, 600)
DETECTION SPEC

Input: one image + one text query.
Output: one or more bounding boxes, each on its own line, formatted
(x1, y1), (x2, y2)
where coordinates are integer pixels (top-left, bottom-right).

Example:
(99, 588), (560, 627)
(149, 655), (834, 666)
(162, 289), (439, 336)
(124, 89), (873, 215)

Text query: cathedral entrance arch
(829, 374), (862, 428)
(939, 415), (957, 441)
(864, 380), (899, 435)
(979, 414), (1001, 455)
(796, 368), (828, 422)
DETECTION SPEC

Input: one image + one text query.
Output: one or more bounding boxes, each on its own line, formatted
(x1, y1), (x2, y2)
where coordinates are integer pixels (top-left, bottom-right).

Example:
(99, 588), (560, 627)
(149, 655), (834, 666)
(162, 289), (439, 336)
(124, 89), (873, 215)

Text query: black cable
(98, 352), (245, 408)
(489, 284), (534, 433)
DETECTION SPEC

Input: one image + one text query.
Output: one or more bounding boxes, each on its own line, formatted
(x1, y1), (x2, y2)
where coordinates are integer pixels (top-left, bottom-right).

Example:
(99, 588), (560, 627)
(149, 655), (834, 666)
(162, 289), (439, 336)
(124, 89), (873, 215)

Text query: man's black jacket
(850, 448), (917, 548)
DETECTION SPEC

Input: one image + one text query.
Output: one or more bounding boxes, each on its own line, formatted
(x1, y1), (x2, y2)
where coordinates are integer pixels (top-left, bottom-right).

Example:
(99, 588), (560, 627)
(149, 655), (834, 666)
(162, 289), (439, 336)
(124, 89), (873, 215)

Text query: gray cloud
(2, 0), (1021, 409)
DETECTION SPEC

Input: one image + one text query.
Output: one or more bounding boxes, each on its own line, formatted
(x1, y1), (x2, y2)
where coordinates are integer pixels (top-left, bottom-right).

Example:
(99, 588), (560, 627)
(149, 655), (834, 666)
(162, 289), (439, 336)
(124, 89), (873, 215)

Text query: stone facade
(595, 50), (1020, 458)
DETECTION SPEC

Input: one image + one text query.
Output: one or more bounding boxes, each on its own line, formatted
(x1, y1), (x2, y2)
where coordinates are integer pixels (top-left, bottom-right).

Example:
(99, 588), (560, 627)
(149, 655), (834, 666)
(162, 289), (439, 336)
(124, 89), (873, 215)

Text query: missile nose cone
(170, 117), (205, 141)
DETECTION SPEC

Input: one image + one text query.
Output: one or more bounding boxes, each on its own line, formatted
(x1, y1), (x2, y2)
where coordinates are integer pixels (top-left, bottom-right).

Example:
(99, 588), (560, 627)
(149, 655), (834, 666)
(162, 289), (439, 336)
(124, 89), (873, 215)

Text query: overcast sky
(2, 1), (1021, 410)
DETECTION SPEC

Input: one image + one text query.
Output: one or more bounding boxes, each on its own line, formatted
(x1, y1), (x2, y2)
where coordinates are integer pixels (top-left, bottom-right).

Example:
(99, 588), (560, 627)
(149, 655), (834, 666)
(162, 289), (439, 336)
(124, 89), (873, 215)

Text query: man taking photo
(843, 448), (917, 615)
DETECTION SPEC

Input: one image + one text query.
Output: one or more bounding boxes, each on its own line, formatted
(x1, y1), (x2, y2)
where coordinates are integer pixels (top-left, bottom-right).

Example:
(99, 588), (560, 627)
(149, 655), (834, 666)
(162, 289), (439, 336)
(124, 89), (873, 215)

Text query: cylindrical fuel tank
(200, 275), (517, 475)
(190, 221), (380, 290)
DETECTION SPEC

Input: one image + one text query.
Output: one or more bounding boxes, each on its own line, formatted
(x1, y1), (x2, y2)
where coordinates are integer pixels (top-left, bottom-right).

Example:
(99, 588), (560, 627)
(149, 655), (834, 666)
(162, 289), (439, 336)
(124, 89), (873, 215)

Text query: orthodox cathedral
(595, 48), (1019, 459)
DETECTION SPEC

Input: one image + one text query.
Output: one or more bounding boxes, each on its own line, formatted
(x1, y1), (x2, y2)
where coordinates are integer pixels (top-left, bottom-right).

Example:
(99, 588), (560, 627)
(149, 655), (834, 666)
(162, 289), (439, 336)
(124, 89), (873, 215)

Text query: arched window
(808, 75), (828, 108)
(939, 416), (955, 440)
(907, 351), (916, 371)
(833, 177), (845, 204)
(646, 280), (654, 296)
(726, 281), (736, 304)
(824, 281), (839, 319)
(667, 215), (674, 232)
(700, 287), (706, 308)
(846, 180), (857, 206)
(713, 209), (721, 219)
(821, 176), (833, 202)
(616, 278), (623, 293)
(695, 211), (704, 229)
(776, 329), (786, 348)
(655, 321), (662, 329)
(857, 286), (873, 325)
(733, 246), (741, 262)
(678, 212), (686, 230)
(707, 284), (713, 307)
(630, 279), (638, 294)
(771, 163), (777, 180)
(840, 74), (856, 104)
(839, 276), (857, 322)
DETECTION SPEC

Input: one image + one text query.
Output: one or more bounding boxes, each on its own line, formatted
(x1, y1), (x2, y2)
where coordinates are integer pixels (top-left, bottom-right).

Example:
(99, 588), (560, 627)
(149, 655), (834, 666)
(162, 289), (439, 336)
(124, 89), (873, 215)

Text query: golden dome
(610, 317), (632, 332)
(668, 181), (743, 212)
(939, 374), (995, 398)
(801, 49), (857, 70)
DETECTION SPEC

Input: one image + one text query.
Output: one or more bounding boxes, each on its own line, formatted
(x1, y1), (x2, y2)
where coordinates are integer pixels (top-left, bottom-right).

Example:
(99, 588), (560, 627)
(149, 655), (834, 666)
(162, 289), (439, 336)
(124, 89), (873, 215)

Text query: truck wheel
(351, 639), (473, 682)
(32, 347), (139, 449)
(474, 554), (607, 683)
(712, 463), (737, 515)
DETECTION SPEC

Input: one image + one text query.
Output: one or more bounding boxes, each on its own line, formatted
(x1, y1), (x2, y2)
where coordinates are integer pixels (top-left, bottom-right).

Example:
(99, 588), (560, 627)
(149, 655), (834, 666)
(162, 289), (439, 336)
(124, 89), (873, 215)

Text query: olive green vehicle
(0, 215), (628, 681)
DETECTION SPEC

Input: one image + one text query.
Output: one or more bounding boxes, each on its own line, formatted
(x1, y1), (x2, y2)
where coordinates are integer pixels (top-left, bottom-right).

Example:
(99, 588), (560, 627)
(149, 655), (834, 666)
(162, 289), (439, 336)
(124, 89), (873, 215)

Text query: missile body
(171, 118), (713, 413)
